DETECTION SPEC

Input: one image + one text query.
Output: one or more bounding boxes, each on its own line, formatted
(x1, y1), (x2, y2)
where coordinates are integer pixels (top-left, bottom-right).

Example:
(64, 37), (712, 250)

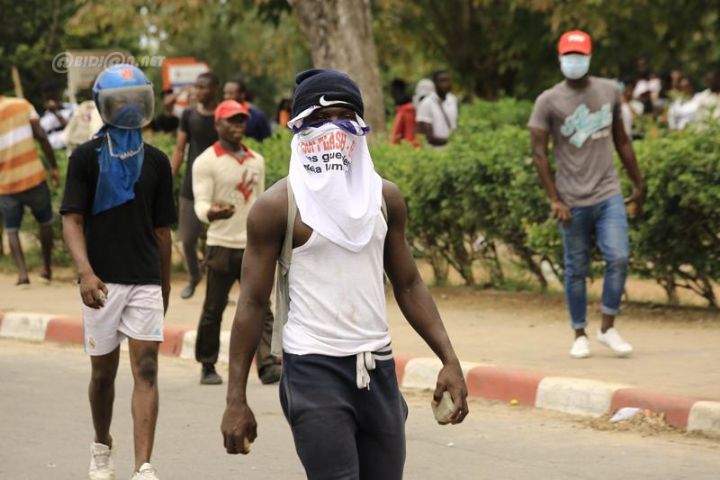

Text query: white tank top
(283, 215), (391, 356)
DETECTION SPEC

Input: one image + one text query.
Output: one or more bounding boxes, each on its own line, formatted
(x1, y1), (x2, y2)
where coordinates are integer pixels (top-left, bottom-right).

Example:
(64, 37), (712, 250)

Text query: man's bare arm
(416, 121), (447, 146)
(62, 213), (107, 309)
(222, 182), (286, 454)
(530, 127), (571, 223)
(171, 130), (188, 177)
(382, 180), (468, 423)
(153, 227), (172, 313)
(612, 110), (645, 215)
(31, 119), (59, 186)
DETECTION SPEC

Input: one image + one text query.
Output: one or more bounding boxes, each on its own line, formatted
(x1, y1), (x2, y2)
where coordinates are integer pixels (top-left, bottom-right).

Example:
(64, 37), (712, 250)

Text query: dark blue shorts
(0, 181), (53, 230)
(280, 350), (408, 480)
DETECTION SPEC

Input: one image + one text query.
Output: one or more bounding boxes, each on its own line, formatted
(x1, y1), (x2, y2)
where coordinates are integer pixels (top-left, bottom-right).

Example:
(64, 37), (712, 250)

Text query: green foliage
(245, 130), (293, 187)
(626, 127), (720, 306)
(251, 98), (719, 306)
(375, 0), (720, 100)
(16, 98), (717, 307)
(374, 101), (547, 288)
(1, 0), (141, 108)
(156, 1), (311, 116)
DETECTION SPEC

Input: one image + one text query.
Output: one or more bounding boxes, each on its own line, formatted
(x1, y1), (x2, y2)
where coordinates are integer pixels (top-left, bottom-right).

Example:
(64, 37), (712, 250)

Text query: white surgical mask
(560, 54), (591, 80)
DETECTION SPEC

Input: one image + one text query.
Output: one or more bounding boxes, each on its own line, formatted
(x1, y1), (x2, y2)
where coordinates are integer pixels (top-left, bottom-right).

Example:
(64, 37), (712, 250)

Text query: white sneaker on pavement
(131, 463), (160, 480)
(597, 327), (633, 357)
(570, 335), (591, 359)
(89, 442), (115, 480)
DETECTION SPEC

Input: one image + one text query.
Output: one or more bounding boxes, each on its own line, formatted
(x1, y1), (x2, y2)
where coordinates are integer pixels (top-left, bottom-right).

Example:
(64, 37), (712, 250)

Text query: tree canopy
(4, 0), (720, 112)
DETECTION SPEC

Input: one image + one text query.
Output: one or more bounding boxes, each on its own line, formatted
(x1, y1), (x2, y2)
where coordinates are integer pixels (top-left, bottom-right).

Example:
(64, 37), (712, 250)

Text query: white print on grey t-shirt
(560, 103), (612, 147)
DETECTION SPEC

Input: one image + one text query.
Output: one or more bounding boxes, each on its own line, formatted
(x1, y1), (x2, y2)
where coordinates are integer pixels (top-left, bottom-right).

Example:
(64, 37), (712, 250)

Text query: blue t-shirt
(246, 106), (272, 142)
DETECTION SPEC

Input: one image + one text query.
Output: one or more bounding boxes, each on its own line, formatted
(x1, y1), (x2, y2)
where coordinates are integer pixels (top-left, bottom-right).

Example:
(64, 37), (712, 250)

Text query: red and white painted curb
(2, 311), (719, 438)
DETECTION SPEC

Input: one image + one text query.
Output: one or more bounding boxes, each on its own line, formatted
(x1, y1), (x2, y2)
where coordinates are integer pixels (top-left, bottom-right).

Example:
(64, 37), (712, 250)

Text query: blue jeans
(561, 194), (629, 330)
(0, 181), (53, 230)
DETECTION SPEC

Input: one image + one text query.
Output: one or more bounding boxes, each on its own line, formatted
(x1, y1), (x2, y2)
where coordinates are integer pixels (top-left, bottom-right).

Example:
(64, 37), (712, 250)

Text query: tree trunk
(289, 0), (386, 139)
(429, 250), (450, 287)
(659, 273), (679, 305)
(519, 248), (547, 291)
(700, 276), (718, 309)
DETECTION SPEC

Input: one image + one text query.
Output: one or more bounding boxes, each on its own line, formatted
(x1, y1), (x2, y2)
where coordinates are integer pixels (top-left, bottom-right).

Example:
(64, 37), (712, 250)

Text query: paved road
(3, 273), (719, 400)
(1, 339), (718, 480)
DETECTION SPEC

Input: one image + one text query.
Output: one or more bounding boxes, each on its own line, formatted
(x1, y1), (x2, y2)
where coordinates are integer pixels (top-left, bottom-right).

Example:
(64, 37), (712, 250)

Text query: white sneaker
(570, 336), (591, 359)
(131, 463), (159, 480)
(89, 442), (115, 480)
(597, 328), (633, 357)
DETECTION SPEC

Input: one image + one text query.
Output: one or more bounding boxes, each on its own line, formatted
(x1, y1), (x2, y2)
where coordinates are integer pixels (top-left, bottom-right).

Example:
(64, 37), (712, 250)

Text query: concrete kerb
(2, 311), (720, 438)
(611, 388), (698, 429)
(0, 312), (57, 341)
(536, 377), (627, 417)
(688, 402), (720, 438)
(400, 357), (487, 390)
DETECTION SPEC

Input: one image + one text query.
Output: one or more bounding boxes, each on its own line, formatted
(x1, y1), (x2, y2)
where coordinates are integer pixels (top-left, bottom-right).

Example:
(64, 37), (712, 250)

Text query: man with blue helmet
(61, 64), (176, 480)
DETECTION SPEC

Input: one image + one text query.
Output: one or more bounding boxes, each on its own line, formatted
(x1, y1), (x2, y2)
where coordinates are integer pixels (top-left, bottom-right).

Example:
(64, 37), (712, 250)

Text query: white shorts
(82, 283), (164, 356)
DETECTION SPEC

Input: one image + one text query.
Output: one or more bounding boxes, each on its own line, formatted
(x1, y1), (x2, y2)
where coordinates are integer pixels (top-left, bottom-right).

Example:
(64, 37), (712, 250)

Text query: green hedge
(18, 99), (717, 307)
(252, 99), (719, 307)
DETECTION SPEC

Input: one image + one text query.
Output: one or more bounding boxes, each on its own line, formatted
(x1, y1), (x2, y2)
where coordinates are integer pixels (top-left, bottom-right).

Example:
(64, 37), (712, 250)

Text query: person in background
(191, 100), (280, 386)
(0, 82), (59, 286)
(40, 83), (75, 150)
(276, 97), (292, 130)
(416, 70), (458, 147)
(620, 79), (644, 139)
(171, 72), (220, 300)
(389, 78), (417, 146)
(670, 69), (683, 92)
(691, 70), (720, 127)
(61, 64), (176, 480)
(150, 89), (179, 133)
(619, 79), (636, 139)
(412, 78), (434, 109)
(223, 77), (272, 142)
(655, 72), (673, 112)
(668, 76), (697, 130)
(172, 85), (194, 119)
(529, 30), (645, 360)
(633, 58), (661, 115)
(634, 81), (655, 116)
(64, 87), (104, 155)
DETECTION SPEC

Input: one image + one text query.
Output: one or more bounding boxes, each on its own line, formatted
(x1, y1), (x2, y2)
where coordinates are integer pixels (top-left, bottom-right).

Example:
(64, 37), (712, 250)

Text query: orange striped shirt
(0, 96), (45, 194)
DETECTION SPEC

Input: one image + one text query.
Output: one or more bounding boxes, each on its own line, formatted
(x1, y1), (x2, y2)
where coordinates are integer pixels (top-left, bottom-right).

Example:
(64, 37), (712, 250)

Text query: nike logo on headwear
(318, 95), (350, 107)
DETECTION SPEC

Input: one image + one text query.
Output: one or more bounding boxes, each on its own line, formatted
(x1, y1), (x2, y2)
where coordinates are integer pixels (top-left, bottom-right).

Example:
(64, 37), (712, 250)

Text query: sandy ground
(1, 268), (718, 400)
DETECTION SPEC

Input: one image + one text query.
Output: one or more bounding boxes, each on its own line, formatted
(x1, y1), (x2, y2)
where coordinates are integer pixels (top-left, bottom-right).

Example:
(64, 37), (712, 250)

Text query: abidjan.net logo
(52, 52), (164, 74)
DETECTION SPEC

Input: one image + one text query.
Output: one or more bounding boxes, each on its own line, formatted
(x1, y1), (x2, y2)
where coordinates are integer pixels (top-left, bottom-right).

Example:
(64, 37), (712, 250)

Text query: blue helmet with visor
(93, 64), (154, 129)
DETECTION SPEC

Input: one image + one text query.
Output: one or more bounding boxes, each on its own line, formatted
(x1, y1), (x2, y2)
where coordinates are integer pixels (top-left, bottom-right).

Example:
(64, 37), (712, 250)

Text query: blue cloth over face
(92, 126), (144, 215)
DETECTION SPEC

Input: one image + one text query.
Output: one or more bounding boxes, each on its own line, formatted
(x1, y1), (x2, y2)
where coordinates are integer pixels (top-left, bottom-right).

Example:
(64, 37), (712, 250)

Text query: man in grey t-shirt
(528, 30), (645, 359)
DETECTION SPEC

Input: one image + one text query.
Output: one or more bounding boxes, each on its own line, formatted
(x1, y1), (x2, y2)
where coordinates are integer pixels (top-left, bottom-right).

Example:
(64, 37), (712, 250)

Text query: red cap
(214, 100), (249, 122)
(558, 30), (592, 55)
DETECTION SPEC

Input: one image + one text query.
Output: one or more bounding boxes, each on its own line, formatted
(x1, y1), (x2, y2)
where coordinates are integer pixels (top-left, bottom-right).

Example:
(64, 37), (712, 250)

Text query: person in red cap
(528, 30), (646, 359)
(191, 99), (281, 385)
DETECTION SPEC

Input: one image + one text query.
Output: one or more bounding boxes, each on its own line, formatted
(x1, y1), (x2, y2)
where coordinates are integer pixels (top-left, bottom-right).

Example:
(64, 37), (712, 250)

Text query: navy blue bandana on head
(288, 69), (370, 133)
(291, 69), (364, 119)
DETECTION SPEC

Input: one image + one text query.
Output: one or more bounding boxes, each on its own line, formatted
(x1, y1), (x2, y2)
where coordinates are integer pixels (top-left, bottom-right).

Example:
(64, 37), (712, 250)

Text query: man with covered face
(221, 69), (469, 479)
(61, 64), (176, 480)
(529, 30), (645, 360)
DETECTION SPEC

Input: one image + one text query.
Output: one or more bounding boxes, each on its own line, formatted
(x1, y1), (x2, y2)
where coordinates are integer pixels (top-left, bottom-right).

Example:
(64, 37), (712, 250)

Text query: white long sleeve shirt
(192, 142), (265, 249)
